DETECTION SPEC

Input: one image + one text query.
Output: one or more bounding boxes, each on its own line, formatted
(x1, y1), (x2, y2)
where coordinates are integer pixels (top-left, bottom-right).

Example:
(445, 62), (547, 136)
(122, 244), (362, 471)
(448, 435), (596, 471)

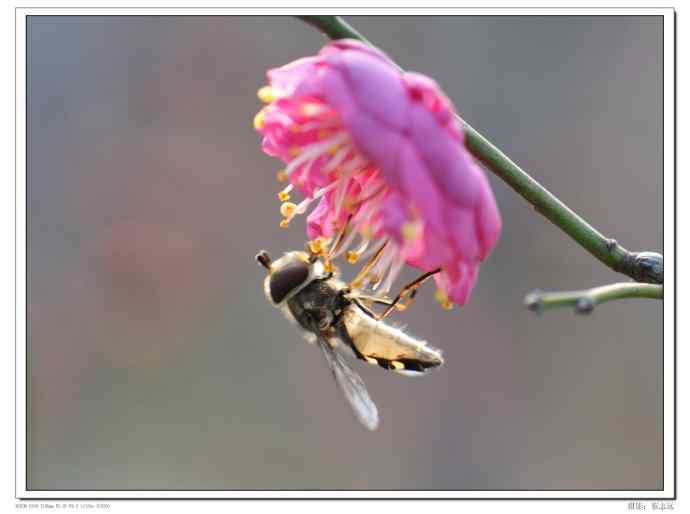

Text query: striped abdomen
(340, 308), (444, 373)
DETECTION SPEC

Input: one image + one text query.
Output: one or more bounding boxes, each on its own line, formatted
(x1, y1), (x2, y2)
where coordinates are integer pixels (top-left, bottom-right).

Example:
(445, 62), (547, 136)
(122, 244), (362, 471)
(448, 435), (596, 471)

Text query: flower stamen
(280, 202), (297, 219)
(285, 133), (349, 177)
(434, 288), (454, 310)
(380, 254), (405, 294)
(313, 179), (342, 199)
(353, 184), (385, 208)
(323, 260), (335, 274)
(344, 238), (366, 262)
(257, 86), (283, 103)
(345, 251), (359, 264)
(276, 169), (288, 183)
(308, 237), (329, 256)
(278, 184), (293, 201)
(369, 245), (397, 290)
(253, 110), (265, 130)
(332, 220), (363, 259)
(322, 146), (351, 175)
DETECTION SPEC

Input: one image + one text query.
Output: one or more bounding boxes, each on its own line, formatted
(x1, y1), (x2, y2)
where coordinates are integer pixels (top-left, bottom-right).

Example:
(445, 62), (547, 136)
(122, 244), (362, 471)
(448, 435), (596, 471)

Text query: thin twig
(294, 15), (663, 285)
(524, 283), (663, 315)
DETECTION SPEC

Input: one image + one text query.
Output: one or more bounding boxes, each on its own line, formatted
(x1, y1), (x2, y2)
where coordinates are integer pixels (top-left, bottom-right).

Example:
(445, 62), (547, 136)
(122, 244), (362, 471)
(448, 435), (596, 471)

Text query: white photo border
(14, 6), (676, 500)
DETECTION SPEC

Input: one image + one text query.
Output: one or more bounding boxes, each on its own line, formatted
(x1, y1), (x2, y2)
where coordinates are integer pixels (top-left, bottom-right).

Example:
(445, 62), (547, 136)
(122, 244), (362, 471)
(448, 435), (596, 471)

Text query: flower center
(260, 93), (420, 297)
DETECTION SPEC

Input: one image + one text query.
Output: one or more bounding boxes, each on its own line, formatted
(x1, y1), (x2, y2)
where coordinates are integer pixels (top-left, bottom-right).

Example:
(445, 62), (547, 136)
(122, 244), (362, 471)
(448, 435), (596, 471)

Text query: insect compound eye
(269, 260), (310, 304)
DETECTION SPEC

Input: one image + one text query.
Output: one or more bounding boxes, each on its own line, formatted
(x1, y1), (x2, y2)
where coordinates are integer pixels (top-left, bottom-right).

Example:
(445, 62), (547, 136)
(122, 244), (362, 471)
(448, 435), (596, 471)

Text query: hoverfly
(256, 243), (443, 431)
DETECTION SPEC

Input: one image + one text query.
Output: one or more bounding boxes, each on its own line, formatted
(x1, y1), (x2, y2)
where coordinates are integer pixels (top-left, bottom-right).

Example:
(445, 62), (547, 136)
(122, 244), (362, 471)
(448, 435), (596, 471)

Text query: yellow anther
(328, 144), (340, 156)
(276, 169), (288, 183)
(324, 260), (334, 274)
(289, 147), (301, 157)
(280, 202), (297, 219)
(308, 237), (328, 256)
(345, 250), (359, 264)
(253, 110), (265, 130)
(402, 221), (421, 242)
(257, 86), (277, 103)
(279, 219), (290, 229)
(391, 361), (405, 370)
(434, 288), (454, 310)
(278, 190), (290, 201)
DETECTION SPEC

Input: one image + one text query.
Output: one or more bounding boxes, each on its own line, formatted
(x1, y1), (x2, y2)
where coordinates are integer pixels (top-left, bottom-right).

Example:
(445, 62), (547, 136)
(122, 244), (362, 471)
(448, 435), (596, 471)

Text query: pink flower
(254, 39), (501, 307)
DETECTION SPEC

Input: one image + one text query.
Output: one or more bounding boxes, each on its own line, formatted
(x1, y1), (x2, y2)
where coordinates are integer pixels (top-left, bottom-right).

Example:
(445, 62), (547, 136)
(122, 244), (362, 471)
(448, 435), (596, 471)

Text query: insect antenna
(256, 250), (272, 270)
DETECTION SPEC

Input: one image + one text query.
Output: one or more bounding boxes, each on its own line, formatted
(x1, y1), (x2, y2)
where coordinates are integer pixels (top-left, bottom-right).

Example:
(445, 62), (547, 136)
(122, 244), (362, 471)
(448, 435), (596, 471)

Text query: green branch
(295, 15), (663, 285)
(296, 15), (372, 45)
(524, 282), (663, 315)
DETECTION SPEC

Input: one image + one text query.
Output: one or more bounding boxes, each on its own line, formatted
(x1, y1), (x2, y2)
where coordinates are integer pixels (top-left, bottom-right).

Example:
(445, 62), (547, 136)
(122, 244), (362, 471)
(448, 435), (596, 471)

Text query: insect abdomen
(341, 309), (444, 374)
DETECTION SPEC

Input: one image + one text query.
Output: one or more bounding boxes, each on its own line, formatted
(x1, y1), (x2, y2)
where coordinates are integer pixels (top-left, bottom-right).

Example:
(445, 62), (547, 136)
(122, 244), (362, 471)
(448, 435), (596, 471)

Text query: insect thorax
(286, 278), (348, 332)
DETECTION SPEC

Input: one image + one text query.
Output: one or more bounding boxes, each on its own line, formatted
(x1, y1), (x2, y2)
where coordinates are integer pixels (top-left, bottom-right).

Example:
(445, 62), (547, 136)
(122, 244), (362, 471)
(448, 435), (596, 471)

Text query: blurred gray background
(27, 15), (662, 491)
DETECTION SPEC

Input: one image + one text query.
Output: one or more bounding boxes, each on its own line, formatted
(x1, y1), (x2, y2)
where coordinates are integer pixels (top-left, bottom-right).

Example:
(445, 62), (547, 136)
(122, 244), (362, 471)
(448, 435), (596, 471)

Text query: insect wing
(317, 336), (379, 431)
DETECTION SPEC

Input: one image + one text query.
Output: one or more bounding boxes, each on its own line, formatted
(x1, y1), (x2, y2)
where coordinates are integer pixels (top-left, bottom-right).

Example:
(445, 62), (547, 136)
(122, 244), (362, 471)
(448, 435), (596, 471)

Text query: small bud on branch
(524, 283), (663, 315)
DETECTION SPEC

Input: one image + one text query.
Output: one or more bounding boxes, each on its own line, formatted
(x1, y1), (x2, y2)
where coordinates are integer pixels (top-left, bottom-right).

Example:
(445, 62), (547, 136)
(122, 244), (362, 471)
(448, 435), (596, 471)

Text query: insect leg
(379, 268), (442, 319)
(344, 293), (396, 321)
(348, 297), (381, 320)
(355, 294), (395, 308)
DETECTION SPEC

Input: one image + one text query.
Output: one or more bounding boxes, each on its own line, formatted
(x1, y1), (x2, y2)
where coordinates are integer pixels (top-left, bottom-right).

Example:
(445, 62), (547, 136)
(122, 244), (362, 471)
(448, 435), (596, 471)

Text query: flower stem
(524, 282), (663, 315)
(296, 15), (372, 45)
(295, 15), (663, 285)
